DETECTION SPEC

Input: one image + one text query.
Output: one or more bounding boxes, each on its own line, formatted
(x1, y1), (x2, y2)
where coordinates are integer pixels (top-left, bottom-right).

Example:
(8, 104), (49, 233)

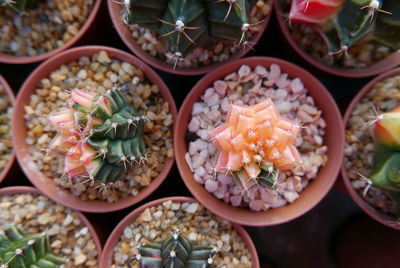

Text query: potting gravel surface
(122, 0), (271, 68)
(112, 201), (252, 268)
(344, 74), (400, 216)
(0, 83), (12, 173)
(185, 64), (328, 211)
(24, 51), (174, 202)
(0, 193), (98, 267)
(0, 0), (94, 57)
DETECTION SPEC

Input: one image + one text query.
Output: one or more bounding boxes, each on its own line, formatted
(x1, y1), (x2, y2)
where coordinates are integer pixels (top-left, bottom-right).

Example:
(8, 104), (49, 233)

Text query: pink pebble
(217, 174), (233, 185)
(275, 74), (290, 88)
(255, 65), (268, 76)
(205, 179), (219, 192)
(214, 188), (224, 199)
(268, 64), (281, 81)
(238, 65), (251, 78)
(203, 88), (214, 102)
(297, 110), (314, 123)
(230, 195), (242, 207)
(194, 173), (204, 184)
(223, 192), (230, 203)
(214, 80), (227, 96)
(249, 200), (265, 211)
(188, 117), (200, 132)
(290, 78), (304, 93)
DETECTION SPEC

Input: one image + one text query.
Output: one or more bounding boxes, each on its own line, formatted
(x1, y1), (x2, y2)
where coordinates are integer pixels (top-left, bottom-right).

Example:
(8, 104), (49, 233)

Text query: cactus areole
(122, 0), (262, 61)
(0, 0), (40, 12)
(288, 0), (400, 54)
(136, 230), (217, 268)
(48, 88), (147, 185)
(209, 98), (302, 190)
(0, 225), (66, 268)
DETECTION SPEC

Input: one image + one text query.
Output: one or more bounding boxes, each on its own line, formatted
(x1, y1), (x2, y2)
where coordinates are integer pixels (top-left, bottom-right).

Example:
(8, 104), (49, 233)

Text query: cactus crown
(122, 0), (261, 60)
(136, 230), (216, 268)
(48, 88), (147, 185)
(288, 0), (400, 54)
(0, 0), (40, 12)
(209, 99), (301, 190)
(0, 225), (66, 268)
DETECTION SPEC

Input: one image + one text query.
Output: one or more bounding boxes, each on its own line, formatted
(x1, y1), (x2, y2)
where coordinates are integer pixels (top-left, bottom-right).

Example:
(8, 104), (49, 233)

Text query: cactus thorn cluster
(136, 229), (216, 268)
(0, 225), (66, 268)
(209, 98), (302, 191)
(48, 87), (148, 185)
(0, 0), (40, 12)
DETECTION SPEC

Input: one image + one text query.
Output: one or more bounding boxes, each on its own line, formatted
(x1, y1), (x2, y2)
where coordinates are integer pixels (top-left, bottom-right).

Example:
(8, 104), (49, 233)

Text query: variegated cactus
(48, 88), (147, 185)
(136, 230), (216, 268)
(0, 225), (66, 268)
(0, 0), (40, 12)
(209, 99), (301, 190)
(289, 0), (400, 54)
(122, 0), (261, 60)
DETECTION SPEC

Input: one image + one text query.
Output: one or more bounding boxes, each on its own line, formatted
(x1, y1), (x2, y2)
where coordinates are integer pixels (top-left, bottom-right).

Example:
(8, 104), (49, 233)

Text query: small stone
(238, 65), (251, 78)
(98, 51), (111, 63)
(214, 80), (227, 96)
(184, 203), (199, 213)
(138, 208), (153, 222)
(77, 69), (87, 79)
(74, 254), (87, 265)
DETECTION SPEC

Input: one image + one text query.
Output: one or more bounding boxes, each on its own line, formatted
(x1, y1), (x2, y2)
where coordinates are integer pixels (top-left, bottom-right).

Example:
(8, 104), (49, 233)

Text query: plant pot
(0, 75), (15, 185)
(342, 67), (400, 230)
(175, 56), (344, 226)
(12, 45), (177, 213)
(100, 196), (260, 268)
(274, 0), (400, 78)
(0, 0), (102, 64)
(107, 0), (274, 76)
(0, 186), (102, 267)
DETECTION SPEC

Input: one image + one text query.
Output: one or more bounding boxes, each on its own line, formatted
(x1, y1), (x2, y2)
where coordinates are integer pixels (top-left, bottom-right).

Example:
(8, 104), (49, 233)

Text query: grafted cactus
(209, 99), (301, 190)
(122, 0), (261, 58)
(0, 225), (66, 268)
(48, 88), (147, 185)
(289, 0), (400, 54)
(0, 0), (40, 12)
(136, 230), (216, 268)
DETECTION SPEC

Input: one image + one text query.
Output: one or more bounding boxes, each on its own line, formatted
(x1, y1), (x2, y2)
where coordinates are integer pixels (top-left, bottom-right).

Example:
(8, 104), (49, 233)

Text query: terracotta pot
(0, 0), (101, 64)
(0, 75), (15, 185)
(274, 0), (400, 78)
(175, 56), (344, 226)
(99, 196), (260, 268)
(107, 0), (274, 76)
(341, 67), (400, 230)
(12, 45), (177, 213)
(0, 186), (102, 262)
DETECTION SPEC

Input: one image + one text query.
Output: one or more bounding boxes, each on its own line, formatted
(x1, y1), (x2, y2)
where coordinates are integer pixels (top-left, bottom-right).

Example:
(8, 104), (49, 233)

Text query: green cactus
(48, 88), (147, 185)
(122, 0), (259, 57)
(0, 225), (66, 268)
(136, 230), (216, 268)
(0, 0), (40, 12)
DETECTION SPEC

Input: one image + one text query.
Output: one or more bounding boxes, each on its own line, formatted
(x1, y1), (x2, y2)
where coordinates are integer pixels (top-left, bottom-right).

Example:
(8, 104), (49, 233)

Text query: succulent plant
(48, 88), (147, 185)
(136, 230), (216, 268)
(0, 0), (40, 12)
(122, 0), (262, 60)
(209, 98), (301, 190)
(288, 0), (400, 54)
(0, 225), (66, 268)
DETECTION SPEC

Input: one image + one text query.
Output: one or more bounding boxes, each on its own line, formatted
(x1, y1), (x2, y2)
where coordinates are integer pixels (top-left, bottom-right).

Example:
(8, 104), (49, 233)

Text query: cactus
(136, 230), (216, 268)
(122, 0), (260, 58)
(209, 99), (301, 190)
(0, 225), (66, 268)
(0, 0), (40, 12)
(48, 88), (147, 185)
(289, 0), (400, 54)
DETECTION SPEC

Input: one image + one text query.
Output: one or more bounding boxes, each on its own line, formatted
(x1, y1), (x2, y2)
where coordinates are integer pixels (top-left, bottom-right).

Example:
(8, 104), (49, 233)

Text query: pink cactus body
(289, 0), (344, 24)
(210, 99), (302, 189)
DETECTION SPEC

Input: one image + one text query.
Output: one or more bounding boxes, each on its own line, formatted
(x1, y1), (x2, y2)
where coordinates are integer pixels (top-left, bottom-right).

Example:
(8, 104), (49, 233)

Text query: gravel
(24, 51), (174, 202)
(0, 0), (94, 57)
(123, 0), (271, 69)
(112, 201), (253, 268)
(186, 64), (328, 211)
(344, 74), (400, 215)
(0, 193), (98, 267)
(0, 83), (12, 174)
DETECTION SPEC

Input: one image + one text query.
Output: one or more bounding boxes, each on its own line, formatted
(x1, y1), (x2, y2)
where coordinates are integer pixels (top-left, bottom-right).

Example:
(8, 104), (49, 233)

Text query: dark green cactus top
(137, 230), (217, 268)
(0, 0), (40, 12)
(123, 0), (257, 57)
(0, 225), (66, 268)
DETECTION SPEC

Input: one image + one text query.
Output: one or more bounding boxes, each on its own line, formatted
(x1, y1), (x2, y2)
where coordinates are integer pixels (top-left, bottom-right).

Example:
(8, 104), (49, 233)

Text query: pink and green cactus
(0, 0), (40, 12)
(209, 98), (302, 190)
(136, 230), (216, 268)
(48, 88), (147, 185)
(288, 0), (400, 54)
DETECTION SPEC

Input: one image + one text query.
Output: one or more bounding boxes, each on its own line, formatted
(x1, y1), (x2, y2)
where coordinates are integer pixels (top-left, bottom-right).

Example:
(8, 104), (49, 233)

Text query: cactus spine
(136, 230), (216, 268)
(209, 98), (301, 191)
(289, 0), (400, 54)
(122, 0), (261, 59)
(48, 88), (147, 185)
(0, 225), (66, 268)
(0, 0), (40, 12)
